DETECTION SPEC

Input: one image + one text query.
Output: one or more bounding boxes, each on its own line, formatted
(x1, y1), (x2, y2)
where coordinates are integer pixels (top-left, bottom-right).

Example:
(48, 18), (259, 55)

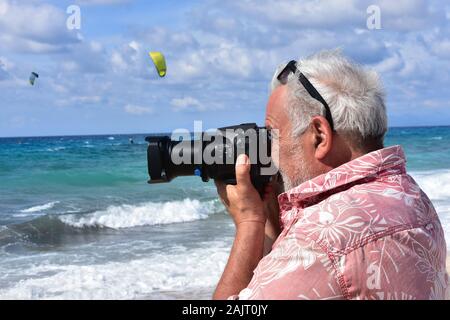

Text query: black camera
(145, 123), (276, 195)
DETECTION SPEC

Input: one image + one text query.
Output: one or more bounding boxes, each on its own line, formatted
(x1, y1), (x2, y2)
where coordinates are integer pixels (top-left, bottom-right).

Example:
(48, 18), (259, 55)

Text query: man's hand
(215, 154), (268, 226)
(212, 154), (279, 300)
(262, 180), (281, 255)
(215, 154), (281, 255)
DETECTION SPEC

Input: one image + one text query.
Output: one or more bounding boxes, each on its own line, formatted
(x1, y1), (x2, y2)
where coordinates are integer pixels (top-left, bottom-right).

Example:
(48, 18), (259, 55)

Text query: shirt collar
(277, 145), (407, 226)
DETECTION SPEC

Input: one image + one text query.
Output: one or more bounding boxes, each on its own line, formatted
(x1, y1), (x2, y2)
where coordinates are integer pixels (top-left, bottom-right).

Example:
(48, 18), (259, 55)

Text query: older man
(213, 51), (448, 300)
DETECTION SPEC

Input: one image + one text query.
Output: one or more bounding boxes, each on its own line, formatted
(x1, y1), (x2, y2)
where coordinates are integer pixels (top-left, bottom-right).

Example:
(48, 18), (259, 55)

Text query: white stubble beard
(278, 144), (312, 192)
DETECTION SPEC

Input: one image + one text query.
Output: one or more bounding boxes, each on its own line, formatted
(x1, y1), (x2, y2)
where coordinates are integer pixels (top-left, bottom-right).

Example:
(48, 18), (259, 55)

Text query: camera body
(145, 123), (275, 195)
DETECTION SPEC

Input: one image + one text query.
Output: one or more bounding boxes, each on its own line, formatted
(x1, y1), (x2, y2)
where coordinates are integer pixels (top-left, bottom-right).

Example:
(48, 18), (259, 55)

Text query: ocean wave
(0, 244), (229, 299)
(58, 198), (221, 229)
(25, 171), (141, 187)
(0, 215), (106, 248)
(410, 170), (450, 201)
(45, 147), (66, 152)
(411, 170), (450, 246)
(20, 201), (59, 213)
(0, 199), (223, 248)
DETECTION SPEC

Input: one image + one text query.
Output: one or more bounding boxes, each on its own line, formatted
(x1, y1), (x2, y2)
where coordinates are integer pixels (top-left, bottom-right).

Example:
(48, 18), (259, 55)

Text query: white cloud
(0, 0), (80, 53)
(76, 0), (132, 5)
(171, 97), (204, 112)
(372, 0), (443, 31)
(423, 99), (450, 109)
(74, 96), (102, 103)
(124, 104), (154, 115)
(135, 27), (198, 51)
(193, 0), (443, 45)
(150, 38), (270, 83)
(49, 81), (68, 94)
(9, 115), (37, 128)
(431, 39), (450, 60)
(0, 56), (13, 80)
(110, 40), (154, 78)
(373, 52), (404, 74)
(56, 95), (103, 107)
(230, 0), (363, 29)
(60, 41), (108, 74)
(0, 65), (9, 80)
(111, 52), (127, 71)
(0, 0), (8, 15)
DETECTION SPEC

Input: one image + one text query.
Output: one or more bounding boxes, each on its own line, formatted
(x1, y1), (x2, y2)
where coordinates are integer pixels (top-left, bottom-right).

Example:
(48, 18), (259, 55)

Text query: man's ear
(310, 116), (333, 160)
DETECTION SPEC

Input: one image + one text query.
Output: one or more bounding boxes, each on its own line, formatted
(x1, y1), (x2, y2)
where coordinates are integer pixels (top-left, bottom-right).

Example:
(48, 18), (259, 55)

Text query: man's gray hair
(270, 50), (388, 146)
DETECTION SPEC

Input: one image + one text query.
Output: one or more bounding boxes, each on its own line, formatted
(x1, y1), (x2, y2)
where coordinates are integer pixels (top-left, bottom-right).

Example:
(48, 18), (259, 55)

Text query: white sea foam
(0, 244), (230, 300)
(58, 198), (220, 229)
(20, 201), (59, 213)
(411, 170), (450, 247)
(46, 147), (66, 152)
(108, 137), (115, 140)
(410, 170), (450, 201)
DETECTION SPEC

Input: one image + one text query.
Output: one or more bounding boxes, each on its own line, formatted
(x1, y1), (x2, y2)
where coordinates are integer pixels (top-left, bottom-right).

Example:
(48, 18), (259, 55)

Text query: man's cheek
(277, 143), (288, 169)
(270, 139), (279, 167)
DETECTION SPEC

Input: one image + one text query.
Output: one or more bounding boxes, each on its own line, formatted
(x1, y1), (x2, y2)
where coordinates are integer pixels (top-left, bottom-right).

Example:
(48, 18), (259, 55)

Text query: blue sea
(0, 127), (449, 299)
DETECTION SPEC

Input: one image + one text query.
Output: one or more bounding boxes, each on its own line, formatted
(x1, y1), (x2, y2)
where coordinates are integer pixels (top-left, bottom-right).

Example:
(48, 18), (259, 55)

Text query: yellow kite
(149, 52), (166, 77)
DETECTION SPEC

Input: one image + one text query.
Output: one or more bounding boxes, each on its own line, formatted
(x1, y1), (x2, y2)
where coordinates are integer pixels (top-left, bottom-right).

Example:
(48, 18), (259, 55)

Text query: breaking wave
(58, 198), (220, 229)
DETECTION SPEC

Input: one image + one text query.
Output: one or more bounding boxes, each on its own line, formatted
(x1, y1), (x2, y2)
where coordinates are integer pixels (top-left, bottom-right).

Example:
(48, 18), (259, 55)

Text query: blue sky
(0, 0), (449, 137)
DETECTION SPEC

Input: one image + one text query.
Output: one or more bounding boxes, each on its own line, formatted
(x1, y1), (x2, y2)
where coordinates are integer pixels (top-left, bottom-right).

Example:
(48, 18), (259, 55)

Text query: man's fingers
(215, 180), (226, 196)
(235, 154), (251, 187)
(214, 180), (230, 208)
(214, 179), (225, 189)
(262, 184), (273, 201)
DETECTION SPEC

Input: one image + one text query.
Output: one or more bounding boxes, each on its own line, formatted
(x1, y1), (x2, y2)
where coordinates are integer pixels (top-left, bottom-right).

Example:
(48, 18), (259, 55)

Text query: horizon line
(1, 124), (450, 139)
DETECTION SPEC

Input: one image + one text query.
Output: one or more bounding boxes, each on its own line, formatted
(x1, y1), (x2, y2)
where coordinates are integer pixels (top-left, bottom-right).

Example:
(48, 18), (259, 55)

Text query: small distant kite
(149, 52), (166, 77)
(29, 72), (39, 86)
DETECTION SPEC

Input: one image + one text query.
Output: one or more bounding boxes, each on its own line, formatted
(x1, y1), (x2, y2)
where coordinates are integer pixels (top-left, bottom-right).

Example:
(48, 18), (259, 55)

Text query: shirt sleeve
(231, 231), (344, 300)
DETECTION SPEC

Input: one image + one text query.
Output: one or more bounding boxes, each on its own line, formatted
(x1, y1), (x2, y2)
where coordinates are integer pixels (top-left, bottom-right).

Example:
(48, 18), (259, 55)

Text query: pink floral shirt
(234, 145), (448, 300)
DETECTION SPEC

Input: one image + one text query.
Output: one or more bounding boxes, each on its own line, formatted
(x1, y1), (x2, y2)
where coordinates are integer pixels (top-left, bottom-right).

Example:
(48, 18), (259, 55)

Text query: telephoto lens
(145, 123), (276, 196)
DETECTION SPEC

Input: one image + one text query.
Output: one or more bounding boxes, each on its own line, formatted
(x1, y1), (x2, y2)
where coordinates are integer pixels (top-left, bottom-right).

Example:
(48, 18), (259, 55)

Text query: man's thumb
(235, 154), (251, 185)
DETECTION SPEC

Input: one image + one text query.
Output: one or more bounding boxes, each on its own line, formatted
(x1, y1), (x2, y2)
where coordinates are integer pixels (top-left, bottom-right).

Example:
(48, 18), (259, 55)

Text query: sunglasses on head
(277, 60), (335, 131)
